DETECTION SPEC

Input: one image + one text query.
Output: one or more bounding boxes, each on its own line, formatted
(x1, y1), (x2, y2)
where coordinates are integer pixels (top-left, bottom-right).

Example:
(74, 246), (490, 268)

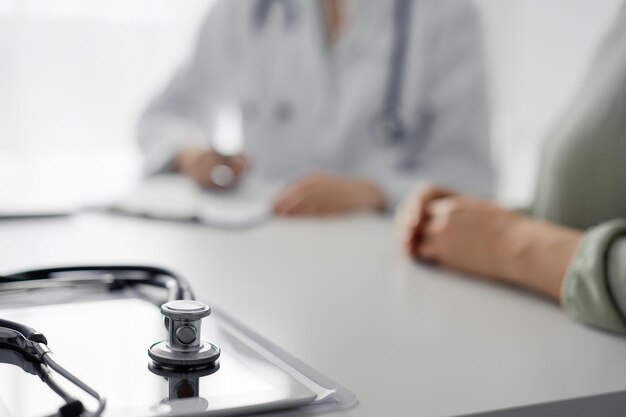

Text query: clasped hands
(398, 185), (521, 278)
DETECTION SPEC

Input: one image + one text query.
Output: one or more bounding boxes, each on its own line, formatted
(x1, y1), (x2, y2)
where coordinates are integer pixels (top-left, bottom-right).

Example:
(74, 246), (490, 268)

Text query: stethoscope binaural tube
(377, 0), (414, 146)
(0, 265), (195, 301)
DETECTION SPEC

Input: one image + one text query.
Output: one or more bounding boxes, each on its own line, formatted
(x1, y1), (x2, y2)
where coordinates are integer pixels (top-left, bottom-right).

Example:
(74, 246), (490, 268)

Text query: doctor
(138, 0), (493, 216)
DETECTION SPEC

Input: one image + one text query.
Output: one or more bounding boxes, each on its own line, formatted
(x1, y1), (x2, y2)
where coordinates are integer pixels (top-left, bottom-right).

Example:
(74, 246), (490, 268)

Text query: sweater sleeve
(561, 219), (626, 333)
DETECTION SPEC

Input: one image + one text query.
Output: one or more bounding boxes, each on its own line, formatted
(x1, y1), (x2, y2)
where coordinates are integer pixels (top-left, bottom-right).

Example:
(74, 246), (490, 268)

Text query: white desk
(2, 213), (626, 417)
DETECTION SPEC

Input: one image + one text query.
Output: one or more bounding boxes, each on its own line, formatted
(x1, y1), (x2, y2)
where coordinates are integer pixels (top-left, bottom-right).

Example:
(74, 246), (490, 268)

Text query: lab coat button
(274, 101), (294, 123)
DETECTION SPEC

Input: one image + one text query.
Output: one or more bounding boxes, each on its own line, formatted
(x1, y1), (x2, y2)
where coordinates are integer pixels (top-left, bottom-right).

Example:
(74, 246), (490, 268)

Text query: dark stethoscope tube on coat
(0, 265), (220, 417)
(253, 0), (414, 144)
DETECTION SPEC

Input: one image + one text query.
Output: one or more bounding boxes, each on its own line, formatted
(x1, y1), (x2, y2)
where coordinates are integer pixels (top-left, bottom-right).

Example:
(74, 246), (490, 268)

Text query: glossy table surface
(2, 212), (626, 417)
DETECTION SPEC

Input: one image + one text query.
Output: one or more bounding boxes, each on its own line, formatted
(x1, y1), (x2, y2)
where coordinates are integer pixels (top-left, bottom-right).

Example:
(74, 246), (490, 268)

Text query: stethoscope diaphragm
(148, 300), (221, 370)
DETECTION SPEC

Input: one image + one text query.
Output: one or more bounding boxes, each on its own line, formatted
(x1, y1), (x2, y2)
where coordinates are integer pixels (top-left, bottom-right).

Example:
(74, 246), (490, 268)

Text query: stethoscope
(0, 266), (220, 417)
(250, 0), (415, 146)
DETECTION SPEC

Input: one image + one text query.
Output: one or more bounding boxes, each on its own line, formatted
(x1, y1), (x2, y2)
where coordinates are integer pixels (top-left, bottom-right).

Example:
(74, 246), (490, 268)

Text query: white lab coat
(138, 0), (493, 208)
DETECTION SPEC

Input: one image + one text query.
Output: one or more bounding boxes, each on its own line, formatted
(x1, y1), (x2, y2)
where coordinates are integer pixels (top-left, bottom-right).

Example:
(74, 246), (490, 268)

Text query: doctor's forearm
(355, 180), (387, 212)
(176, 148), (201, 172)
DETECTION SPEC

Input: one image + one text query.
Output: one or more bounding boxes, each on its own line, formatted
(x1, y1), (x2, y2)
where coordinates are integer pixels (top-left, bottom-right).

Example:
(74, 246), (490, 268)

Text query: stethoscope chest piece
(148, 300), (221, 370)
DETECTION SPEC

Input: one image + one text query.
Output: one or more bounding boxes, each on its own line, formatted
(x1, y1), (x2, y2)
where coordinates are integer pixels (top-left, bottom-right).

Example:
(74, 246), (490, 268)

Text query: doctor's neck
(323, 0), (344, 44)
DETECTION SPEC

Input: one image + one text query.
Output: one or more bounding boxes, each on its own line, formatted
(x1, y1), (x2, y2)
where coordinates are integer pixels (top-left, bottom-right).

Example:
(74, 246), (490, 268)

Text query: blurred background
(0, 0), (622, 209)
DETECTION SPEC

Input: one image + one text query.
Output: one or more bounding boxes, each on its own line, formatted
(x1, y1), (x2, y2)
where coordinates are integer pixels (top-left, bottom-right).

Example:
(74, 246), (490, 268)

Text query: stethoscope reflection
(148, 362), (219, 403)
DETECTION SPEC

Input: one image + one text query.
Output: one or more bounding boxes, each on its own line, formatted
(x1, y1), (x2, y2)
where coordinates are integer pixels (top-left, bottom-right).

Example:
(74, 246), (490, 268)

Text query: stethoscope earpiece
(148, 300), (221, 370)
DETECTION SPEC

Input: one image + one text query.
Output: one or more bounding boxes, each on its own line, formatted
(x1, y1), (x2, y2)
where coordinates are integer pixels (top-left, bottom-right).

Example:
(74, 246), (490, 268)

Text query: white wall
(0, 0), (214, 152)
(0, 0), (215, 205)
(0, 0), (622, 206)
(476, 0), (622, 205)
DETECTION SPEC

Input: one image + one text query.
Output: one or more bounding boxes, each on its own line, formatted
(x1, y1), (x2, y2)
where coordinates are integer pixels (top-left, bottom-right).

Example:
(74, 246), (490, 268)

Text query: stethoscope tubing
(0, 265), (195, 301)
(42, 352), (107, 417)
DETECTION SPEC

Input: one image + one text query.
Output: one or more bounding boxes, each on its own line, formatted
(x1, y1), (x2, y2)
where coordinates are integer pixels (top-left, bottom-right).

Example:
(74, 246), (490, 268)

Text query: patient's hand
(399, 186), (583, 300)
(413, 196), (523, 280)
(397, 184), (456, 257)
(176, 148), (247, 189)
(273, 173), (386, 216)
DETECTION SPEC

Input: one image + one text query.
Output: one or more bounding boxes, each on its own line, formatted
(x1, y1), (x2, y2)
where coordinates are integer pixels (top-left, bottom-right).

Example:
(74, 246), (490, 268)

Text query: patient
(399, 6), (626, 333)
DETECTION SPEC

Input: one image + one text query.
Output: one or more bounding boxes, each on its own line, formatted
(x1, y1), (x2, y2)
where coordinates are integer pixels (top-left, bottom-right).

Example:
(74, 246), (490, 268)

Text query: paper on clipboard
(111, 174), (284, 229)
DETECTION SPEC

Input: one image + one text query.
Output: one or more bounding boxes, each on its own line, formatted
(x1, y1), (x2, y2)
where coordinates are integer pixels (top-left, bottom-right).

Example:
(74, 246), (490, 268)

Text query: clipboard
(110, 174), (285, 229)
(0, 288), (357, 417)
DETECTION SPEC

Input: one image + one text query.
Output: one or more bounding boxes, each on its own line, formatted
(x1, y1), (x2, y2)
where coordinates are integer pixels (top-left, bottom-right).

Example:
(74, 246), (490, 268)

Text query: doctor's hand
(176, 148), (247, 190)
(273, 173), (386, 216)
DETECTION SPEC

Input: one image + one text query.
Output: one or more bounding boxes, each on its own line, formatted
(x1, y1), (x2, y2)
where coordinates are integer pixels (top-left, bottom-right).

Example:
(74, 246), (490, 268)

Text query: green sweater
(531, 5), (626, 333)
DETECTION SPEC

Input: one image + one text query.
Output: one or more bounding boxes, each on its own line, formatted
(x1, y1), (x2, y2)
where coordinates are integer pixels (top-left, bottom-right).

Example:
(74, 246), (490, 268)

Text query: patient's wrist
(489, 212), (528, 282)
(500, 216), (582, 299)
